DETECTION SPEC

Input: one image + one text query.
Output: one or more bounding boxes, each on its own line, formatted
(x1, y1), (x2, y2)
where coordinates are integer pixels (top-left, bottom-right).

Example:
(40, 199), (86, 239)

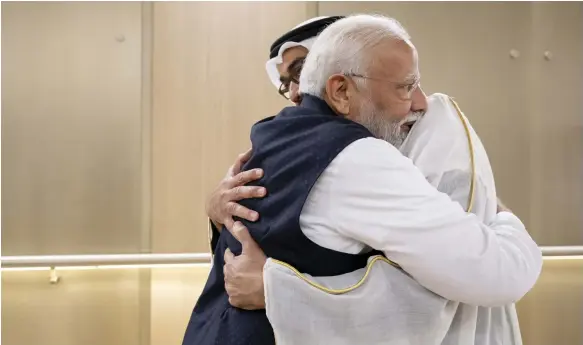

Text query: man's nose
(411, 87), (427, 113)
(290, 82), (302, 105)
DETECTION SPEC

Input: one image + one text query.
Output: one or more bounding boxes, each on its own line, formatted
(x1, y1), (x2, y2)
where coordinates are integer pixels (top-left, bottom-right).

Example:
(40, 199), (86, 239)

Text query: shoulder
(333, 137), (411, 168)
(325, 137), (423, 188)
(253, 109), (374, 148)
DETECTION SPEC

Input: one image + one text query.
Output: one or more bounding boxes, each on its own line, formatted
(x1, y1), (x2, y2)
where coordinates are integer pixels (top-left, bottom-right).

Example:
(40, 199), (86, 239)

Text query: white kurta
(263, 93), (537, 345)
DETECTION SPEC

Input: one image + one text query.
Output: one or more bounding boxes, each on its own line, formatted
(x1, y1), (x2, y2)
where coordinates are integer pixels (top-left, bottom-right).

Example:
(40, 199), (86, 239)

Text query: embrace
(183, 14), (542, 345)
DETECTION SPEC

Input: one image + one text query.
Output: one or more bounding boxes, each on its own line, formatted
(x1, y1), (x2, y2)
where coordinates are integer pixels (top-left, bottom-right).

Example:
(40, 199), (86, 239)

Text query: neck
(300, 94), (338, 116)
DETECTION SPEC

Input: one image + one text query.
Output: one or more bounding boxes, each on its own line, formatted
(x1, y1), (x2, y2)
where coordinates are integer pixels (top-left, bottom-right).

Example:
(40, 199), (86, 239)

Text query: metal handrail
(0, 253), (212, 268)
(1, 246), (582, 269)
(540, 246), (583, 257)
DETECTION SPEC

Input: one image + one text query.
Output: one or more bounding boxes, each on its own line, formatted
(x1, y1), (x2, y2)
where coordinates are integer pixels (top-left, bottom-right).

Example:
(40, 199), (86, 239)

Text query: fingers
(229, 185), (266, 202)
(227, 169), (264, 189)
(223, 249), (235, 283)
(232, 221), (261, 253)
(238, 148), (253, 165)
(224, 248), (235, 263)
(224, 217), (235, 232)
(226, 201), (259, 222)
(231, 149), (253, 176)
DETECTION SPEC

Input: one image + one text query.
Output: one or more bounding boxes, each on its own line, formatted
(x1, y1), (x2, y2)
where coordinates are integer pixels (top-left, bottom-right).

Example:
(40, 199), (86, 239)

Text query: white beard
(357, 100), (424, 148)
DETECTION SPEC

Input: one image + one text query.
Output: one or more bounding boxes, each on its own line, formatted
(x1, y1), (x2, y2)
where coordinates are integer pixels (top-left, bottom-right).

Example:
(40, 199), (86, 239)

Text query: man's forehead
(371, 40), (419, 80)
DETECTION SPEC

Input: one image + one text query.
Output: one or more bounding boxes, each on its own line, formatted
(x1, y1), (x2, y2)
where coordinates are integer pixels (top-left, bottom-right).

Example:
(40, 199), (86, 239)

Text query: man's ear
(325, 74), (351, 116)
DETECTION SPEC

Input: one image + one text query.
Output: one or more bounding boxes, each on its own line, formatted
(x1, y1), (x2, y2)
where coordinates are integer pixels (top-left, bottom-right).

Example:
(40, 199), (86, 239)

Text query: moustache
(398, 111), (424, 126)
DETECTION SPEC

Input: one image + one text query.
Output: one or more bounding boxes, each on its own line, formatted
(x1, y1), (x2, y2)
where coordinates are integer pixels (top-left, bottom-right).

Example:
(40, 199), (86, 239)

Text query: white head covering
(263, 93), (522, 345)
(399, 93), (498, 219)
(265, 16), (331, 89)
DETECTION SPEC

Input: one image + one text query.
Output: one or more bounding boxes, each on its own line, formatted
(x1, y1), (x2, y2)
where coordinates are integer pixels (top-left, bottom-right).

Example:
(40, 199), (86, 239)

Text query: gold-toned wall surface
(1, 2), (144, 255)
(527, 2), (583, 246)
(2, 2), (147, 343)
(2, 269), (143, 345)
(517, 260), (583, 345)
(149, 267), (210, 345)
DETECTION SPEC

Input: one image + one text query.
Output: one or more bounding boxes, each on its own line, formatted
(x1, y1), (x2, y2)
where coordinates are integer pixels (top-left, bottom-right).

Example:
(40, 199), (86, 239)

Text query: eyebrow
(404, 73), (421, 84)
(279, 57), (304, 83)
(288, 58), (304, 72)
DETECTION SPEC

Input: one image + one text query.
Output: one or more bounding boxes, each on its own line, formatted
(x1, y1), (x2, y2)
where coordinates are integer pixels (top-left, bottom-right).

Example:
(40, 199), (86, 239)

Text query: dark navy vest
(182, 95), (378, 345)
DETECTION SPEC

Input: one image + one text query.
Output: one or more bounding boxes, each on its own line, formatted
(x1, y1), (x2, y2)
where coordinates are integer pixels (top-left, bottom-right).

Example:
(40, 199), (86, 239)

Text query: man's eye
(397, 83), (415, 91)
(290, 66), (303, 78)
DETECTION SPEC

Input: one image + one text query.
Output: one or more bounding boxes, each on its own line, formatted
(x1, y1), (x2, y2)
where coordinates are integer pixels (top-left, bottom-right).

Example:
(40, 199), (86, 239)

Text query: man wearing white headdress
(197, 14), (540, 345)
(206, 15), (345, 249)
(265, 16), (345, 105)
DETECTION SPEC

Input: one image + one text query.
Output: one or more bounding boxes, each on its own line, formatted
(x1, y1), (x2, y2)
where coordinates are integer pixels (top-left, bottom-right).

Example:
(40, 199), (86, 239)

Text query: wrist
(254, 292), (266, 309)
(255, 272), (266, 309)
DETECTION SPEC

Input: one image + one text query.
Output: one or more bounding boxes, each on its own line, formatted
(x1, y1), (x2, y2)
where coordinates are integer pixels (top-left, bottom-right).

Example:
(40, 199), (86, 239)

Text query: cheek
(346, 95), (366, 120)
(379, 95), (412, 120)
(289, 83), (300, 101)
(367, 91), (404, 118)
(392, 101), (413, 118)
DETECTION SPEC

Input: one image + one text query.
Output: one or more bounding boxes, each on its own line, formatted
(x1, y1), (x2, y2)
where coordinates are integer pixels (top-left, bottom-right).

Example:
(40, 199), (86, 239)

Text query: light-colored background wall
(2, 2), (582, 345)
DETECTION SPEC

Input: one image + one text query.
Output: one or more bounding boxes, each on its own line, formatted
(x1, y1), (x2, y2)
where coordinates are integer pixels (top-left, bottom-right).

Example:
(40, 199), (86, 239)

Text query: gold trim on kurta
(270, 255), (399, 294)
(448, 97), (476, 213)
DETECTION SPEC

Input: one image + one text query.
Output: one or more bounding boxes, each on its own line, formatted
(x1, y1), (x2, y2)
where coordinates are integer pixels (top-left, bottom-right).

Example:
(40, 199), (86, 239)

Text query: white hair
(299, 14), (411, 98)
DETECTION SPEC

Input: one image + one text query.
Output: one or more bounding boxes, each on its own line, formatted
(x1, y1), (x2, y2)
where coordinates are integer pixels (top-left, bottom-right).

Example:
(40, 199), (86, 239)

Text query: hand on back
(205, 149), (266, 231)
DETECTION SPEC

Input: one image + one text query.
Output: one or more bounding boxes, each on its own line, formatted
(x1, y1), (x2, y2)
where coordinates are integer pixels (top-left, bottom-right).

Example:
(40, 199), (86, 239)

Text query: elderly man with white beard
(261, 92), (526, 345)
(182, 14), (542, 345)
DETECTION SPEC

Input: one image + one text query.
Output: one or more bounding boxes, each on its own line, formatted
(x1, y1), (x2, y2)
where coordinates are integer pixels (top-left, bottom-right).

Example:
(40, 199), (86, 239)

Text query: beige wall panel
(150, 266), (211, 345)
(1, 2), (144, 254)
(528, 2), (583, 245)
(516, 259), (583, 345)
(1, 270), (142, 345)
(151, 2), (314, 253)
(319, 2), (533, 227)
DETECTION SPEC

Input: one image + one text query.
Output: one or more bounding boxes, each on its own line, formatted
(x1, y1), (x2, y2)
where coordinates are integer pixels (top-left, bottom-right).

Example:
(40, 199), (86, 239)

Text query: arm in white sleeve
(328, 138), (542, 307)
